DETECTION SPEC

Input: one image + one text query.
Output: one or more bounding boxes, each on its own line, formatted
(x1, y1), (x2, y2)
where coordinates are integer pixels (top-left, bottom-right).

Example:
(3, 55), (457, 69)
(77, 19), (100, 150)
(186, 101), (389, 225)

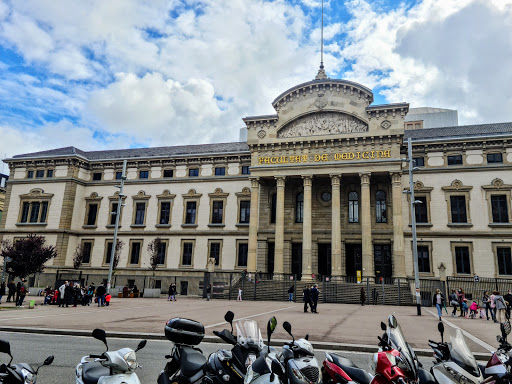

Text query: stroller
(81, 292), (91, 306)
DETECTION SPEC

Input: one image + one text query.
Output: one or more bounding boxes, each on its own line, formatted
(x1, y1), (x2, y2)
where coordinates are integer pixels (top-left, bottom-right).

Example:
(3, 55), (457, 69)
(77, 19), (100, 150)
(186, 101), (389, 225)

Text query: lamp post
(407, 137), (422, 316)
(107, 159), (127, 293)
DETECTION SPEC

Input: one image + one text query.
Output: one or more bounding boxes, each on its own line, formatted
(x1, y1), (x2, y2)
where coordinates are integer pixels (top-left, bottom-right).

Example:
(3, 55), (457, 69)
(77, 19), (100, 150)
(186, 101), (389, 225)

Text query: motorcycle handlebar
(90, 354), (104, 359)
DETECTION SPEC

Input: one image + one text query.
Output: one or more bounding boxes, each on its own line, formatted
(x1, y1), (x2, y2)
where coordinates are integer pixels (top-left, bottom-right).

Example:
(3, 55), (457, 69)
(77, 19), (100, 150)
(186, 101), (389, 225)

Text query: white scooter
(75, 328), (147, 384)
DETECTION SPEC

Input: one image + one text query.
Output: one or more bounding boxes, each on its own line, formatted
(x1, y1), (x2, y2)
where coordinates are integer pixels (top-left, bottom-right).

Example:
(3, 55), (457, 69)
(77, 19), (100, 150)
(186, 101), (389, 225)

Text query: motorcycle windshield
(236, 320), (264, 350)
(388, 322), (418, 379)
(447, 328), (479, 377)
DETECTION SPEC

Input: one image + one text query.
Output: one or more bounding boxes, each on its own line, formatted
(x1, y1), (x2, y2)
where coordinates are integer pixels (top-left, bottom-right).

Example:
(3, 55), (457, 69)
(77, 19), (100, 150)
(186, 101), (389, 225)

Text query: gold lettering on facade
(370, 151), (375, 159)
(362, 152), (369, 159)
(257, 150), (391, 165)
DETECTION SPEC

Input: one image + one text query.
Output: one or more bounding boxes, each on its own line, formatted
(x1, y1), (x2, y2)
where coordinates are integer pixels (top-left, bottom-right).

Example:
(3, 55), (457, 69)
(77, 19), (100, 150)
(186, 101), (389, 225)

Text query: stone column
(247, 177), (260, 273)
(360, 173), (374, 277)
(274, 176), (286, 278)
(331, 174), (342, 276)
(391, 172), (406, 277)
(302, 176), (313, 280)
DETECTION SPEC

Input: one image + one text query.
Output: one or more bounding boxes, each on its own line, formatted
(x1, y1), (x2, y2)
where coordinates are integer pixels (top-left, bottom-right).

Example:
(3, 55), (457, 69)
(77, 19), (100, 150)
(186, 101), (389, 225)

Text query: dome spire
(315, 0), (328, 80)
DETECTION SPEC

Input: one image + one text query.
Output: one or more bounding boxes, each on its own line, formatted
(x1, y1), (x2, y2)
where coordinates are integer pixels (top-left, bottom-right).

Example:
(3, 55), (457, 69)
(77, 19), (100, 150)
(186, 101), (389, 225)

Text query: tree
(1, 234), (58, 278)
(147, 238), (163, 288)
(72, 243), (87, 269)
(111, 240), (124, 273)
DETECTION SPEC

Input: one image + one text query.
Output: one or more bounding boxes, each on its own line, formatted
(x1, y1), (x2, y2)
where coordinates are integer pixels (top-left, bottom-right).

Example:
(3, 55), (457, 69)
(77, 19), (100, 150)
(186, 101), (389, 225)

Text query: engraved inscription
(277, 112), (368, 138)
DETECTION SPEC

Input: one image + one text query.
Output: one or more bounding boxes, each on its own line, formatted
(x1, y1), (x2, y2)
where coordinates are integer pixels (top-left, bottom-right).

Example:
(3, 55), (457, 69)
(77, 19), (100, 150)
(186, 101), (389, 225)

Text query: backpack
(20, 286), (26, 294)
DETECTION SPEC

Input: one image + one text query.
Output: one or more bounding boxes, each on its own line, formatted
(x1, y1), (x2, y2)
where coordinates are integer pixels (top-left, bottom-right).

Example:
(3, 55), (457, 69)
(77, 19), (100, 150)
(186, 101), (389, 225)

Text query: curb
(0, 326), (490, 360)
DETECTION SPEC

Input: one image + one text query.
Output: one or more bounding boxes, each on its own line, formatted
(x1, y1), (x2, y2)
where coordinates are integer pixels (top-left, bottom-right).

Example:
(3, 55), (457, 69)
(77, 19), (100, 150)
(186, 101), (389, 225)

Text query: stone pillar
(274, 176), (286, 278)
(360, 173), (374, 277)
(302, 176), (313, 280)
(247, 177), (260, 273)
(331, 174), (342, 276)
(391, 172), (406, 278)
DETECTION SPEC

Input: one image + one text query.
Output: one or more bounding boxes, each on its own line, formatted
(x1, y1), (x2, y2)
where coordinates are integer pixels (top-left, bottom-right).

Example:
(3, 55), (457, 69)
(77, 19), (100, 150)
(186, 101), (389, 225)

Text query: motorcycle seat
(180, 346), (207, 377)
(82, 362), (110, 384)
(330, 353), (372, 384)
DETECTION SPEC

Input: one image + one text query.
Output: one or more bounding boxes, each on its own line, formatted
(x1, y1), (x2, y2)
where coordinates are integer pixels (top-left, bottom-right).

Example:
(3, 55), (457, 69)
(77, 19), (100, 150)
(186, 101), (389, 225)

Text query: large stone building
(0, 173), (8, 223)
(1, 71), (512, 292)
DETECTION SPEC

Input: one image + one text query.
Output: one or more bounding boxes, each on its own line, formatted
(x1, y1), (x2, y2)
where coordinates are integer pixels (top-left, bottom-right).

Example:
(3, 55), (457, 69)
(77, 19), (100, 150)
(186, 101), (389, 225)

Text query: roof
(408, 107), (456, 114)
(11, 142), (250, 161)
(404, 122), (512, 140)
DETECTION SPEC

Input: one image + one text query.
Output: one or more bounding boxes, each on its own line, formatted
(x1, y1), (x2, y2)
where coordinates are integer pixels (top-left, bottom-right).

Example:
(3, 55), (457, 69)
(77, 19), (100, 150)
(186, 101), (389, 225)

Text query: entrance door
(317, 243), (331, 277)
(267, 242), (275, 275)
(291, 243), (302, 280)
(374, 244), (392, 281)
(345, 243), (362, 278)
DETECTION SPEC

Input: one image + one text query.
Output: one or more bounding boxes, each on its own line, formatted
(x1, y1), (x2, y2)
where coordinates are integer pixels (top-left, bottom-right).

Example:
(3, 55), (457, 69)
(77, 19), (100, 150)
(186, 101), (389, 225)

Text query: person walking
(360, 287), (366, 306)
(433, 288), (445, 321)
(482, 291), (493, 321)
(206, 284), (211, 301)
(0, 282), (5, 304)
(448, 290), (458, 317)
(167, 284), (173, 301)
(457, 288), (465, 317)
(237, 287), (243, 301)
(494, 291), (507, 324)
(491, 291), (498, 323)
(169, 283), (177, 301)
(311, 284), (319, 313)
(58, 281), (67, 307)
(96, 284), (106, 307)
(6, 281), (15, 303)
(288, 286), (294, 302)
(504, 290), (512, 319)
(303, 285), (311, 313)
(16, 279), (27, 307)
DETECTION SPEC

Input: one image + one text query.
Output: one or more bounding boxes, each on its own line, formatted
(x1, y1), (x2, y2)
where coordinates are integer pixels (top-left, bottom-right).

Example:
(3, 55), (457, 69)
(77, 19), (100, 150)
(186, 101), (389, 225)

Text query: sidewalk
(0, 297), (500, 356)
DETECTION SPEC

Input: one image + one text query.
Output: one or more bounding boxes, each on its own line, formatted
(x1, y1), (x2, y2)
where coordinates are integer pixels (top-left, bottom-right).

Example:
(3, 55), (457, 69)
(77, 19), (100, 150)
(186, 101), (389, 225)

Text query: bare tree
(147, 238), (163, 288)
(73, 243), (87, 269)
(111, 240), (124, 275)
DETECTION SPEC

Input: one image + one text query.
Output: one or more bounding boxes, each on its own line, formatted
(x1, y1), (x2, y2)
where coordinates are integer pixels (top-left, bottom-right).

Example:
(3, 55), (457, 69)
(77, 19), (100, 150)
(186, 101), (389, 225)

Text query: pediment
(277, 112), (368, 138)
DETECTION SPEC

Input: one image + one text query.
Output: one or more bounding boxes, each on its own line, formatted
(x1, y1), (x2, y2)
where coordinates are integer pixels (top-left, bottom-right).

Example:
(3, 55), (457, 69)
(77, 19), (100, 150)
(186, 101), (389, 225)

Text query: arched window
(376, 190), (387, 223)
(270, 193), (277, 224)
(349, 192), (359, 223)
(295, 192), (304, 223)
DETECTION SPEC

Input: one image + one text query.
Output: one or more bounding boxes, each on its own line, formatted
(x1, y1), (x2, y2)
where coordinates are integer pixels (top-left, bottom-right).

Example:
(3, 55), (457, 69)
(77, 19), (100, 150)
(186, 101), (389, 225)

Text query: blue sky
(1, 0), (511, 170)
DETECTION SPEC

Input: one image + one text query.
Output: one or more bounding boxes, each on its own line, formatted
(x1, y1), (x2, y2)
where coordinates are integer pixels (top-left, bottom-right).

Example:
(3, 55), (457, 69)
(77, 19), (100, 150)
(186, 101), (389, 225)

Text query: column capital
(249, 177), (260, 188)
(330, 174), (341, 186)
(275, 175), (286, 187)
(301, 175), (313, 187)
(389, 171), (403, 184)
(359, 172), (371, 185)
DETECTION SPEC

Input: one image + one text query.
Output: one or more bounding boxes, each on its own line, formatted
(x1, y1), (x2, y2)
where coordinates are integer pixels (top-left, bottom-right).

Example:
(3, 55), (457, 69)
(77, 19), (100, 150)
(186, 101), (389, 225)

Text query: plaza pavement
(0, 297), (500, 357)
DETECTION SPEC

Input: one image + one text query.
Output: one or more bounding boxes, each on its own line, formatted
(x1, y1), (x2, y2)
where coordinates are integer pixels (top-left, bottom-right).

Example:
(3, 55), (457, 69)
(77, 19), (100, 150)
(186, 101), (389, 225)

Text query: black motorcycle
(0, 339), (54, 383)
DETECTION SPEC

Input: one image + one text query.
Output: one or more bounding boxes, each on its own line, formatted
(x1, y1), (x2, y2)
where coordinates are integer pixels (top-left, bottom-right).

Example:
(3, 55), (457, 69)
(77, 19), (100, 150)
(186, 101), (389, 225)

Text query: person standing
(58, 281), (67, 307)
(15, 281), (21, 306)
(311, 284), (319, 314)
(64, 281), (73, 308)
(207, 284), (212, 301)
(303, 285), (311, 313)
(494, 291), (507, 324)
(432, 289), (445, 321)
(482, 291), (492, 321)
(169, 283), (176, 301)
(360, 287), (366, 306)
(0, 282), (5, 304)
(457, 288), (465, 317)
(7, 281), (15, 303)
(288, 286), (294, 302)
(16, 279), (27, 307)
(96, 284), (106, 307)
(491, 291), (498, 323)
(504, 290), (512, 319)
(167, 284), (173, 301)
(237, 287), (243, 301)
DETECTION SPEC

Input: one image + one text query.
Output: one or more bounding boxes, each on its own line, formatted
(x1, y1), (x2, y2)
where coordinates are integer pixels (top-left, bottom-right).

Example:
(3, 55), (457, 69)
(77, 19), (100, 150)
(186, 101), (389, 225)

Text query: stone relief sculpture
(277, 112), (368, 138)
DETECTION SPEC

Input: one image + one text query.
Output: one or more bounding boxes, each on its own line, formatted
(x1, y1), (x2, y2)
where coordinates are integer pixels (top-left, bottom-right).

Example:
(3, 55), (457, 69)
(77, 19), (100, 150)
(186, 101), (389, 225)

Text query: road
(0, 332), (442, 383)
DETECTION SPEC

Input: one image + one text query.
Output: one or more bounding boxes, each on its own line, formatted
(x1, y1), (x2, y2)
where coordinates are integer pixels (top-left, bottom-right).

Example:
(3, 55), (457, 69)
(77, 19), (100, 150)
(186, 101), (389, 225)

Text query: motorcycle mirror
(0, 340), (13, 365)
(267, 316), (277, 353)
(305, 333), (309, 341)
(225, 311), (235, 333)
(388, 315), (398, 329)
(283, 321), (294, 342)
(43, 355), (54, 366)
(92, 328), (108, 350)
(380, 322), (387, 331)
(437, 322), (444, 343)
(136, 340), (147, 352)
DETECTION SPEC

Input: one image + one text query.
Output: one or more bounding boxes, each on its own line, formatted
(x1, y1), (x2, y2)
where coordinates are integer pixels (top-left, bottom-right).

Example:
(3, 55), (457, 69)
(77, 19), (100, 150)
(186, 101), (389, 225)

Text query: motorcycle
(75, 328), (147, 384)
(428, 322), (483, 384)
(480, 323), (512, 382)
(0, 339), (54, 383)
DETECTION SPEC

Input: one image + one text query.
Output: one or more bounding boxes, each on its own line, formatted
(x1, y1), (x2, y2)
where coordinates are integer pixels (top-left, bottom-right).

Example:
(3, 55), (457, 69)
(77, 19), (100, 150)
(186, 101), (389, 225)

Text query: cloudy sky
(1, 0), (511, 171)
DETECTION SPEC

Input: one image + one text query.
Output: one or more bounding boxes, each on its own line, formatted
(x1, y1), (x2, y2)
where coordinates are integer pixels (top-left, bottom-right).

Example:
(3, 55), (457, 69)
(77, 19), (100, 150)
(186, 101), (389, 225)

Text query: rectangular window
(157, 242), (166, 265)
(130, 242), (141, 265)
(189, 168), (199, 177)
(450, 196), (467, 223)
(92, 172), (102, 181)
(417, 245), (430, 273)
(497, 247), (512, 275)
(139, 170), (149, 179)
(134, 202), (146, 225)
(110, 203), (119, 225)
(36, 170), (45, 178)
(46, 169), (54, 178)
(27, 170), (34, 179)
(182, 242), (193, 266)
(86, 203), (98, 226)
(21, 202), (30, 223)
(211, 201), (224, 224)
(414, 196), (428, 223)
(82, 242), (92, 264)
(210, 242), (221, 266)
(242, 166), (250, 175)
(215, 167), (225, 176)
(185, 201), (197, 224)
(487, 153), (503, 164)
(160, 202), (171, 224)
(455, 246), (471, 274)
(413, 157), (424, 167)
(163, 169), (174, 178)
(239, 201), (250, 224)
(238, 243), (248, 267)
(105, 242), (113, 264)
(40, 201), (48, 223)
(29, 202), (40, 223)
(115, 171), (122, 180)
(491, 195), (509, 223)
(447, 155), (463, 166)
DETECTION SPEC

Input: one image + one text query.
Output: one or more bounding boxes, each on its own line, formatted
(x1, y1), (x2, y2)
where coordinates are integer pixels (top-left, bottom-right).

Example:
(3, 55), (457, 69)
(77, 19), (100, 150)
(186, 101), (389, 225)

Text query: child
(105, 294), (112, 307)
(462, 299), (469, 317)
(469, 301), (479, 319)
